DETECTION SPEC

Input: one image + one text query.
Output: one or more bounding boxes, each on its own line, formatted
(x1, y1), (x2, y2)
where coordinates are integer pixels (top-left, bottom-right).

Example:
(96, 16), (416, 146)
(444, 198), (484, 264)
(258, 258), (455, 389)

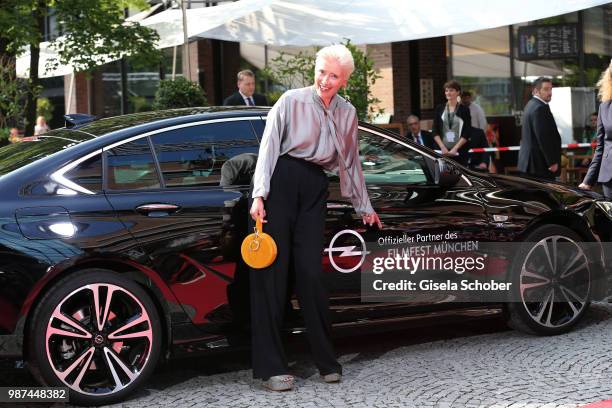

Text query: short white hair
(315, 44), (355, 78)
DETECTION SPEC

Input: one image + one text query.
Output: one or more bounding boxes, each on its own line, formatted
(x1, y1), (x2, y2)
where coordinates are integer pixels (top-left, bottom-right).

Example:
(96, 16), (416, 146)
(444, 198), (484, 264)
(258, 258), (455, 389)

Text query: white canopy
(189, 0), (611, 46)
(139, 0), (273, 49)
(17, 0), (611, 78)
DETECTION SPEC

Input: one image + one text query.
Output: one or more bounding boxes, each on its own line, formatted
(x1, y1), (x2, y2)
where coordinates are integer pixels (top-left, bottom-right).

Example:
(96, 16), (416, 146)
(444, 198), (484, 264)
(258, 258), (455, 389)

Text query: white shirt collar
(533, 95), (548, 105)
(239, 91), (253, 103)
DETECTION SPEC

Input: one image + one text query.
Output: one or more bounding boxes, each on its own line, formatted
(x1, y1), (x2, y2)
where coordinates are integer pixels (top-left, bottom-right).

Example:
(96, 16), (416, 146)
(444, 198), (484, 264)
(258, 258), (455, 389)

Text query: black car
(0, 107), (610, 405)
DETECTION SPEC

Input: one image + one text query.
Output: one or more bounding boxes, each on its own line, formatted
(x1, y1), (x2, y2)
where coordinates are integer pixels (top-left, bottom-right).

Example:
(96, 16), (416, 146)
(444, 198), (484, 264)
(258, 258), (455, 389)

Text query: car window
(358, 129), (432, 184)
(63, 153), (103, 193)
(150, 120), (259, 188)
(106, 138), (161, 190)
(250, 119), (265, 141)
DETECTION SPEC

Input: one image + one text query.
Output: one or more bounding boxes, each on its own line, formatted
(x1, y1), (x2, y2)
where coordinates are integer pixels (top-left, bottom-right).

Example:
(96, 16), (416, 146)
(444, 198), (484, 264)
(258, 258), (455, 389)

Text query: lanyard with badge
(445, 103), (457, 144)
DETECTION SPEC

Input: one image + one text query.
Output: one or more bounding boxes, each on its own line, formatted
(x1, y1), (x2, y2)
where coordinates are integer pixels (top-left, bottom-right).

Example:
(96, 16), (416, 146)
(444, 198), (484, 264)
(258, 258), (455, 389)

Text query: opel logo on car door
(325, 229), (368, 273)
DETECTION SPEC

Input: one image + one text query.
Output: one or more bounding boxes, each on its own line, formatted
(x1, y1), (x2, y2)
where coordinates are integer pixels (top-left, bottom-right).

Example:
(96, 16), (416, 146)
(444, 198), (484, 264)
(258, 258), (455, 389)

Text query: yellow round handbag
(241, 218), (277, 269)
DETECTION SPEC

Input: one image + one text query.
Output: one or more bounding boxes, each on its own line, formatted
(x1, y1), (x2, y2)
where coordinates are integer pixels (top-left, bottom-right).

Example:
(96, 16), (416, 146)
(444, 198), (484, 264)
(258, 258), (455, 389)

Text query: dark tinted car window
(250, 119), (265, 141)
(358, 129), (432, 184)
(106, 138), (160, 190)
(0, 131), (93, 176)
(150, 121), (259, 187)
(64, 153), (103, 193)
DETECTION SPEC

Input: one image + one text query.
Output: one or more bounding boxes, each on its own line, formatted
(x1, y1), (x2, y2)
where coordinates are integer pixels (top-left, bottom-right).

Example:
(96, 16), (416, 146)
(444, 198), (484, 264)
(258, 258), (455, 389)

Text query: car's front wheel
(506, 225), (591, 335)
(27, 269), (161, 406)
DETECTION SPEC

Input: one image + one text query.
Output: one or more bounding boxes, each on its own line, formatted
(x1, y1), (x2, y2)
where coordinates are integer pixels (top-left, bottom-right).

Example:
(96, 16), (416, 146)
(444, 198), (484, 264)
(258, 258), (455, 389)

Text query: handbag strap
(255, 218), (263, 237)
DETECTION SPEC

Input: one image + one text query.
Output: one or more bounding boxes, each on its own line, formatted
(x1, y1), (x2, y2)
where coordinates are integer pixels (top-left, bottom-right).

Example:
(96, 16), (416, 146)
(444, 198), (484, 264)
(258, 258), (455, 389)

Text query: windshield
(0, 130), (94, 176)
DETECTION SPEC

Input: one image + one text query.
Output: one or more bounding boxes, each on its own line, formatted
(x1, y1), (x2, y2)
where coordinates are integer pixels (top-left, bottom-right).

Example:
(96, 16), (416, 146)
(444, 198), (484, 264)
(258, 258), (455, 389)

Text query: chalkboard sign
(517, 24), (579, 60)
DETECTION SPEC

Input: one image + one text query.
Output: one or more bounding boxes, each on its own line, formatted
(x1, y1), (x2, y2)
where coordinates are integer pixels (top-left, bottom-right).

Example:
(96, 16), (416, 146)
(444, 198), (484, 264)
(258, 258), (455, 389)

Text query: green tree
(153, 77), (207, 110)
(0, 55), (36, 130)
(36, 97), (54, 122)
(0, 0), (160, 135)
(261, 40), (383, 121)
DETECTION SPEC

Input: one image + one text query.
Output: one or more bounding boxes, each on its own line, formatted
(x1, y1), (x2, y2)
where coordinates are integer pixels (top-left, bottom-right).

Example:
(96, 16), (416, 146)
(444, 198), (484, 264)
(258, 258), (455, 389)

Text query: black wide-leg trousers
(250, 156), (341, 380)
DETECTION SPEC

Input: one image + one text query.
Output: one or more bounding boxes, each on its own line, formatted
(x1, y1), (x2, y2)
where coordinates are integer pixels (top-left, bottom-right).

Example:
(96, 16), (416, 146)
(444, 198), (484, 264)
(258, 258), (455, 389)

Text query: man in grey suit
(517, 77), (561, 180)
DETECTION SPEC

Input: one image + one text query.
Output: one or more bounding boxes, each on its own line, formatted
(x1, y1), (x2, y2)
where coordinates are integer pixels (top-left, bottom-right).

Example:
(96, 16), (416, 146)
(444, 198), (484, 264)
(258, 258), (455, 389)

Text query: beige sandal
(322, 373), (342, 383)
(262, 374), (295, 391)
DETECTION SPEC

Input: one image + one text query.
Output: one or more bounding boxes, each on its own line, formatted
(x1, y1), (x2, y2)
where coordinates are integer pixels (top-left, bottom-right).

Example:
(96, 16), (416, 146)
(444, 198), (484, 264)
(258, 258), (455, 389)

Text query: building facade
(61, 2), (611, 144)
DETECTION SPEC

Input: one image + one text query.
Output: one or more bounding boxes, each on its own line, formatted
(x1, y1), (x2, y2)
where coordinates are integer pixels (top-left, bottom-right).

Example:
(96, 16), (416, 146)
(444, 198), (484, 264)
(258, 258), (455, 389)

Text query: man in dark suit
(517, 77), (561, 180)
(467, 127), (491, 171)
(405, 114), (436, 149)
(223, 70), (268, 106)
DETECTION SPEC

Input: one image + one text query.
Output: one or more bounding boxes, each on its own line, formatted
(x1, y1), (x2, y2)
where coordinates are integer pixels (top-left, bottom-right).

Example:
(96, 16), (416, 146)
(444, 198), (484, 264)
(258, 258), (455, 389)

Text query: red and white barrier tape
(458, 142), (596, 154)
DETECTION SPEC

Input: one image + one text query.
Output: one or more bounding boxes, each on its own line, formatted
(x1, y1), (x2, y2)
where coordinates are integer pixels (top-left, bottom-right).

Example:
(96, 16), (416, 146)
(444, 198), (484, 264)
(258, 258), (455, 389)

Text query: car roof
(73, 106), (271, 137)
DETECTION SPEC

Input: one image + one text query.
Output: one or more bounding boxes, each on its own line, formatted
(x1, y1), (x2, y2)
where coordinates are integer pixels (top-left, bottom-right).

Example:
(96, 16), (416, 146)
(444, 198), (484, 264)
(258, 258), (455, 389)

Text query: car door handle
(135, 203), (181, 216)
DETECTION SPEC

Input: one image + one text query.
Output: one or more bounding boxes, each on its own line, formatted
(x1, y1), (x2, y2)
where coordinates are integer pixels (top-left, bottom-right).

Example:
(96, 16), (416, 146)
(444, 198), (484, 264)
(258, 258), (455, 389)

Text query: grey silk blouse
(252, 86), (374, 215)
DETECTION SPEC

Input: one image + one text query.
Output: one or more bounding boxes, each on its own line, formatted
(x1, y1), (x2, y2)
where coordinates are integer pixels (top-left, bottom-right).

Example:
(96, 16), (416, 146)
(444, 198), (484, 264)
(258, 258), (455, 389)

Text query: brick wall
(90, 70), (105, 116)
(391, 41), (412, 125)
(221, 41), (241, 103)
(196, 40), (216, 103)
(389, 37), (448, 124)
(188, 41), (199, 83)
(417, 36), (448, 120)
(194, 39), (240, 105)
(63, 72), (90, 114)
(366, 43), (394, 119)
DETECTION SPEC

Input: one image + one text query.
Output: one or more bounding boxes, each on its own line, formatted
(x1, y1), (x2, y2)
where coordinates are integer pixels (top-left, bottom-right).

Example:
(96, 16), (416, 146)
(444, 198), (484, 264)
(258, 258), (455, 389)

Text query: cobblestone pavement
(2, 303), (612, 408)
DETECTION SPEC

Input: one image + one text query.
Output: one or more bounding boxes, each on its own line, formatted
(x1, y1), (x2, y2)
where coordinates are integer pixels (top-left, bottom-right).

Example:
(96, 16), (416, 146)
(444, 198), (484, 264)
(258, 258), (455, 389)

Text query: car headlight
(596, 200), (612, 218)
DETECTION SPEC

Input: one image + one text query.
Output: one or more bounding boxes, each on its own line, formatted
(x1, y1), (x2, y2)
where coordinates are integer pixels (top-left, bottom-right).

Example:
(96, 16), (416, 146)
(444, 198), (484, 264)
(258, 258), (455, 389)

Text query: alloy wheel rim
(519, 235), (590, 328)
(45, 283), (153, 396)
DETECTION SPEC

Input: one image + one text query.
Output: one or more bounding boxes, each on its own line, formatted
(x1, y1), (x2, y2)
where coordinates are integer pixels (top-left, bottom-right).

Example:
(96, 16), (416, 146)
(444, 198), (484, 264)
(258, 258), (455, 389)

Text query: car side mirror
(434, 158), (461, 187)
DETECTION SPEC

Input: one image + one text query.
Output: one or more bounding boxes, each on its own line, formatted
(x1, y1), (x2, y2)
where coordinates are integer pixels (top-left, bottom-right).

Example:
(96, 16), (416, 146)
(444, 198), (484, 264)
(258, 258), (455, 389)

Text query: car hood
(485, 172), (603, 204)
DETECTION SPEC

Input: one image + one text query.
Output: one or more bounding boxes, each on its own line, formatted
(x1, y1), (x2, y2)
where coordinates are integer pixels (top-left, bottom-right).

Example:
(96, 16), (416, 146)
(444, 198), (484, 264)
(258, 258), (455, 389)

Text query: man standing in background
(461, 91), (487, 131)
(223, 70), (269, 106)
(462, 91), (490, 171)
(517, 77), (561, 180)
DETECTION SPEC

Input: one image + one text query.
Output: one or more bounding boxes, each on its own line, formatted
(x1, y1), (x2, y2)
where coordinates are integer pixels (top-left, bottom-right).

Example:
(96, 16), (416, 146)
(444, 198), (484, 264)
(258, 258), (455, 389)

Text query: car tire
(506, 224), (591, 336)
(27, 268), (161, 406)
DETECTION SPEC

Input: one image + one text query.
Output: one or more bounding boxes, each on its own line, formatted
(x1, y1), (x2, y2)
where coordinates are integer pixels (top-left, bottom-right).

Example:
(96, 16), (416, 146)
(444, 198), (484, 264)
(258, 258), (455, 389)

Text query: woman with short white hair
(250, 44), (382, 391)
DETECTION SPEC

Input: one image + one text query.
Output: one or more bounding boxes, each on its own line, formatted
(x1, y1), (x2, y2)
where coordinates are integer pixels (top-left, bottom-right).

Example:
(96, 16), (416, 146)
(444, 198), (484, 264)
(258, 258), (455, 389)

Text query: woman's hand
(250, 197), (267, 222)
(362, 212), (383, 229)
(578, 183), (591, 190)
(448, 146), (459, 156)
(440, 146), (450, 156)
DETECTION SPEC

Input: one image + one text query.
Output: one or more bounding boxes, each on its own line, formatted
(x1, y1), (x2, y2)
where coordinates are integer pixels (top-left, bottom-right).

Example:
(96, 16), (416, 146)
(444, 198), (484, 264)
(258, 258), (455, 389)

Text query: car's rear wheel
(506, 225), (591, 335)
(27, 269), (161, 406)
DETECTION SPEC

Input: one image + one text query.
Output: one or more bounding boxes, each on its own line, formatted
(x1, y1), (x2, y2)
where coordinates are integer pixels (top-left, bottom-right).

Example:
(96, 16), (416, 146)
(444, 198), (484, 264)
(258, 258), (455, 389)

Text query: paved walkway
(104, 303), (612, 408)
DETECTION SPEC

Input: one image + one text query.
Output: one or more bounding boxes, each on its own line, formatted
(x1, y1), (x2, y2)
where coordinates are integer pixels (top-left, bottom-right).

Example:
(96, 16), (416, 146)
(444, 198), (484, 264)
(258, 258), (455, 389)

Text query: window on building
(452, 27), (512, 115)
(161, 46), (184, 81)
(126, 56), (163, 114)
(98, 60), (123, 118)
(584, 4), (612, 87)
(512, 12), (580, 108)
